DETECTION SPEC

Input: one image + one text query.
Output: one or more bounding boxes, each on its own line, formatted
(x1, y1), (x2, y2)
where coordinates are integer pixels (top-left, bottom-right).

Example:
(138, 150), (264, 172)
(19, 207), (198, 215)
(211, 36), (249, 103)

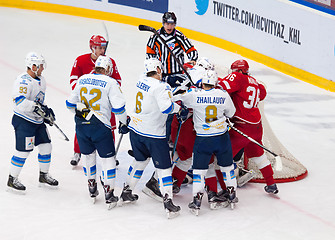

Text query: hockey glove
(165, 74), (187, 88)
(118, 116), (130, 134)
(34, 102), (55, 126)
(176, 104), (189, 123)
(75, 102), (90, 119)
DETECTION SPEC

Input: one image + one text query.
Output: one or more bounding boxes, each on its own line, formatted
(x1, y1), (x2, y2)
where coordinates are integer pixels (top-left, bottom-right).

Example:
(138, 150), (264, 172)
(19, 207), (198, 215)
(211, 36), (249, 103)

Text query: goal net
(245, 102), (308, 183)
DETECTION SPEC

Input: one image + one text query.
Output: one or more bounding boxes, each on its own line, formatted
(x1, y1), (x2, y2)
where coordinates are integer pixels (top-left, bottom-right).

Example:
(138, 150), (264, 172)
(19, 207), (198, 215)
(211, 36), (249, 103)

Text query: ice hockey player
(174, 69), (238, 215)
(217, 59), (278, 194)
(121, 58), (185, 219)
(69, 35), (122, 166)
(142, 12), (199, 196)
(7, 52), (58, 193)
(66, 56), (129, 209)
(170, 58), (227, 208)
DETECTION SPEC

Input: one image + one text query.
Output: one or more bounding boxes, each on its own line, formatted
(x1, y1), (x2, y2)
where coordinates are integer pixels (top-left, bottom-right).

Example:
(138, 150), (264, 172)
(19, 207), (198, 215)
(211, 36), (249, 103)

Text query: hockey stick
(138, 25), (195, 85)
(171, 121), (182, 160)
(102, 22), (109, 55)
(115, 133), (123, 157)
(53, 122), (70, 141)
(227, 122), (283, 171)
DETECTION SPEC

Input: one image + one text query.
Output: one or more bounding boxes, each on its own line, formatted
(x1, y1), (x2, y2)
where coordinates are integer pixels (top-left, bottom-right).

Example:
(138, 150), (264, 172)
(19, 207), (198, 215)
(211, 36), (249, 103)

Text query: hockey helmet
(95, 55), (112, 74)
(196, 57), (215, 70)
(202, 69), (218, 87)
(25, 52), (45, 70)
(89, 35), (107, 50)
(231, 59), (249, 74)
(162, 12), (177, 24)
(144, 58), (162, 73)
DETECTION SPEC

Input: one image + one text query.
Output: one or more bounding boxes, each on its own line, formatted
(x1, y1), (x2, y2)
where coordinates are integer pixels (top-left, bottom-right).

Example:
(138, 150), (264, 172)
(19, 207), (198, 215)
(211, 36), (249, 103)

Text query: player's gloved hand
(176, 104), (189, 123)
(165, 74), (187, 88)
(75, 102), (90, 119)
(118, 116), (130, 134)
(34, 102), (55, 126)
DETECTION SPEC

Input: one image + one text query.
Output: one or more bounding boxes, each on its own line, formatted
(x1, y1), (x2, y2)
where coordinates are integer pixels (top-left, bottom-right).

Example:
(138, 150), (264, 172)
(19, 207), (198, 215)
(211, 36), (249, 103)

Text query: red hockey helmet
(89, 35), (107, 50)
(230, 59), (249, 74)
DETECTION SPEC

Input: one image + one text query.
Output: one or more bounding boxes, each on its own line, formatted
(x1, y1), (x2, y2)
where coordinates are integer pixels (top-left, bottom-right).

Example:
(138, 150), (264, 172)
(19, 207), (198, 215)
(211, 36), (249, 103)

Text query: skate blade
(107, 202), (117, 210)
(166, 210), (180, 219)
(267, 193), (280, 199)
(6, 187), (26, 195)
(38, 182), (59, 190)
(229, 202), (236, 210)
(119, 199), (137, 206)
(209, 202), (228, 210)
(142, 187), (163, 202)
(189, 208), (200, 216)
(91, 197), (97, 204)
(237, 171), (256, 187)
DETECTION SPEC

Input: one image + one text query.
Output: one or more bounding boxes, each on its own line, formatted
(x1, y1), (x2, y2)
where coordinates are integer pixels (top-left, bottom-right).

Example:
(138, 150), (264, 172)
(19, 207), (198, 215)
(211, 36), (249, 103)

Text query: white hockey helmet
(25, 52), (45, 70)
(144, 58), (162, 73)
(196, 57), (215, 70)
(202, 69), (218, 87)
(95, 55), (113, 74)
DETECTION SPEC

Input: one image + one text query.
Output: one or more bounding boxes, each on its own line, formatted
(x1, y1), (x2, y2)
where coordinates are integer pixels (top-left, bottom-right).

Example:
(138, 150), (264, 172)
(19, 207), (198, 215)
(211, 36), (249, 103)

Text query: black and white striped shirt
(146, 27), (198, 75)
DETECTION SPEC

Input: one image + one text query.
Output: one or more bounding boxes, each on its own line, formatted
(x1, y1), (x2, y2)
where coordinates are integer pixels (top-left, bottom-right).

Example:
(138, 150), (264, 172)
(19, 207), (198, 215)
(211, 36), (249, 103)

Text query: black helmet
(162, 12), (177, 24)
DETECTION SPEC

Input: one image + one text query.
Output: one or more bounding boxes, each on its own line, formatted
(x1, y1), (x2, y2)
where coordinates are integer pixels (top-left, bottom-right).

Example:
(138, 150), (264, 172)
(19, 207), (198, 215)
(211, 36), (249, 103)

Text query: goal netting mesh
(245, 102), (308, 183)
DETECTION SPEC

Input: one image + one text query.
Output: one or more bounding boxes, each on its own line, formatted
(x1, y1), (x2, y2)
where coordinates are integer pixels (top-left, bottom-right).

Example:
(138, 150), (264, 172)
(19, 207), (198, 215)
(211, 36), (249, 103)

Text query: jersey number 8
(205, 105), (218, 123)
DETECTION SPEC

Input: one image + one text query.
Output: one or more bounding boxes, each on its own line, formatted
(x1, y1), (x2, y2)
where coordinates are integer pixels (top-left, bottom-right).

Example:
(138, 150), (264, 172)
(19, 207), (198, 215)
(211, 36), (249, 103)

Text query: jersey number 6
(135, 91), (143, 113)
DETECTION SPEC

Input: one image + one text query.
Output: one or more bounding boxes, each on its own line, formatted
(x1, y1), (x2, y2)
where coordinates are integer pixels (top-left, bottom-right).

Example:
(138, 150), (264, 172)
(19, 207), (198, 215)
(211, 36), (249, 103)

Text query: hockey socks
(172, 166), (188, 188)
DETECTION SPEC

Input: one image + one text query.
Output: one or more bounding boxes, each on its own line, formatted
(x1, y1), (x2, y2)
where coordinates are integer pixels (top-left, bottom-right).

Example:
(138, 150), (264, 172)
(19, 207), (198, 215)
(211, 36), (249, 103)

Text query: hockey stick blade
(275, 155), (283, 171)
(138, 25), (156, 33)
(53, 122), (69, 141)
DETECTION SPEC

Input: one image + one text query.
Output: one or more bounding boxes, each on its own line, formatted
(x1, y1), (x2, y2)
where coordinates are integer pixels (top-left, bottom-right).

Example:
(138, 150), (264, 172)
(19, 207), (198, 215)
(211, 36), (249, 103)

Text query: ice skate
(264, 183), (279, 194)
(39, 172), (58, 188)
(182, 170), (193, 185)
(172, 178), (180, 194)
(237, 168), (256, 187)
(163, 194), (181, 219)
(120, 184), (138, 205)
(70, 152), (81, 166)
(218, 187), (238, 210)
(7, 175), (26, 193)
(188, 192), (204, 216)
(88, 179), (99, 203)
(142, 173), (163, 202)
(206, 187), (229, 210)
(103, 185), (118, 210)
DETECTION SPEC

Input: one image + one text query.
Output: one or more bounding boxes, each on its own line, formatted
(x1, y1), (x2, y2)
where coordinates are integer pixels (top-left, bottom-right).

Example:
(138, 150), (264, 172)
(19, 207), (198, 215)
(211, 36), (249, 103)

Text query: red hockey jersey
(70, 53), (121, 90)
(218, 72), (266, 124)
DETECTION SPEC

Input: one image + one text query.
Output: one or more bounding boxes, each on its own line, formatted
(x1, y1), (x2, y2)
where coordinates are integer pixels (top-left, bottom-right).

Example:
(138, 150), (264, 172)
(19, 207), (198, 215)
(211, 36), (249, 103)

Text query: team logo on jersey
(167, 42), (175, 50)
(195, 0), (209, 15)
(25, 136), (35, 150)
(35, 91), (45, 104)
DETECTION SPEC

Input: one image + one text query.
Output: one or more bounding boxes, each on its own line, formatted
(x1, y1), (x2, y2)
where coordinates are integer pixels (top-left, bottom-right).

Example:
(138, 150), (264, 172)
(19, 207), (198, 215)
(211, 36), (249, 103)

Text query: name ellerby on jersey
(136, 81), (151, 92)
(79, 78), (107, 88)
(197, 96), (226, 104)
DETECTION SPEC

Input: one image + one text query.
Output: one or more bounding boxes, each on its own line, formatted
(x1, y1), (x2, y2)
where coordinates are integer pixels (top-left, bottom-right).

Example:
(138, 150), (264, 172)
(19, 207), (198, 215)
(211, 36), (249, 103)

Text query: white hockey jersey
(175, 88), (236, 136)
(12, 72), (46, 124)
(128, 74), (180, 138)
(66, 73), (127, 128)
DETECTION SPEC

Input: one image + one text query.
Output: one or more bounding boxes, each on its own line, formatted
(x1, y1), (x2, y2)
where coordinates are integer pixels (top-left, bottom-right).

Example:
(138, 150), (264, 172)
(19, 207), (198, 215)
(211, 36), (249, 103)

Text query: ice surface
(1, 7), (335, 240)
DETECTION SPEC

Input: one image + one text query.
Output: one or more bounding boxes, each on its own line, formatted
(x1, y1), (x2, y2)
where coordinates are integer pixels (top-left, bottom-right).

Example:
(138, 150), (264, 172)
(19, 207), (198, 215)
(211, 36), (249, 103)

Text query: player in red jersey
(217, 59), (278, 194)
(69, 35), (122, 166)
